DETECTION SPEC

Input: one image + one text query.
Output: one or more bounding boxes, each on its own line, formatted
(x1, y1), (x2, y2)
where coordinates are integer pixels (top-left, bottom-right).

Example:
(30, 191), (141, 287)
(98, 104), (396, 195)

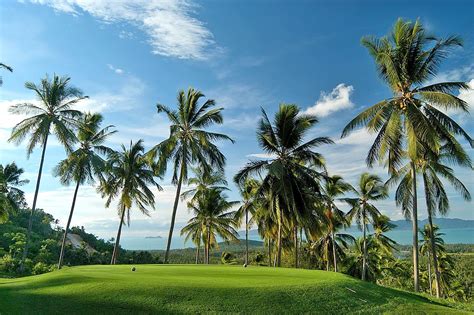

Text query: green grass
(0, 265), (467, 314)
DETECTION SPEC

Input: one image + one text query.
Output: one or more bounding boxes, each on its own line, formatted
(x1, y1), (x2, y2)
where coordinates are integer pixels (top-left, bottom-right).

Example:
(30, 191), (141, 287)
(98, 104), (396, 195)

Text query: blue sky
(0, 0), (473, 243)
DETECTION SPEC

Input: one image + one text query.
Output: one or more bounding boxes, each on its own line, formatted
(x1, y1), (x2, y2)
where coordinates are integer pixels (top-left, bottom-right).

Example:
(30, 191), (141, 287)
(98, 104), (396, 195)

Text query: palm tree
(235, 178), (260, 265)
(319, 175), (354, 272)
(0, 62), (13, 86)
(0, 163), (29, 223)
(235, 104), (332, 266)
(54, 113), (116, 269)
(420, 224), (445, 296)
(341, 18), (472, 291)
(98, 140), (162, 264)
(310, 222), (354, 272)
(181, 168), (229, 203)
(345, 173), (388, 280)
(9, 74), (86, 266)
(182, 188), (239, 264)
(149, 88), (233, 263)
(391, 144), (471, 297)
(180, 168), (228, 264)
(371, 214), (397, 256)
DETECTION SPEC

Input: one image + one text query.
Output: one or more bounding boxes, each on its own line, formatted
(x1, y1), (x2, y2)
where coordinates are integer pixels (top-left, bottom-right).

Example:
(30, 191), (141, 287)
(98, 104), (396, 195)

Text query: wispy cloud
(22, 0), (217, 60)
(107, 64), (124, 75)
(246, 153), (276, 159)
(304, 83), (354, 117)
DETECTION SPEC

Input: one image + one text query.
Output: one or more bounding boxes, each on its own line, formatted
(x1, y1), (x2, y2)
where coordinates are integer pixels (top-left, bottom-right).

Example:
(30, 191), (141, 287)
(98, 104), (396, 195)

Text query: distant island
(145, 236), (163, 239)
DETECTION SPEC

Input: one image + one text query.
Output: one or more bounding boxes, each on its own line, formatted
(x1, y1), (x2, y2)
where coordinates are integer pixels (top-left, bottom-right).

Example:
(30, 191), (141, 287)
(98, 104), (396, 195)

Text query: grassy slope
(0, 265), (466, 314)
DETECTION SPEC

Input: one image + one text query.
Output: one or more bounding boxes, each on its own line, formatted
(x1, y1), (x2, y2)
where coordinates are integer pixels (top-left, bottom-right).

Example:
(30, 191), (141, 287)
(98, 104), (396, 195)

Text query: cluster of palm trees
(1, 18), (471, 299)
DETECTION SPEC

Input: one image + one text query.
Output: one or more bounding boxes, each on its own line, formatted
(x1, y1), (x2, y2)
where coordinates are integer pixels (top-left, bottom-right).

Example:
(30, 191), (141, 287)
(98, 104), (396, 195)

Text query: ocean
(119, 227), (474, 250)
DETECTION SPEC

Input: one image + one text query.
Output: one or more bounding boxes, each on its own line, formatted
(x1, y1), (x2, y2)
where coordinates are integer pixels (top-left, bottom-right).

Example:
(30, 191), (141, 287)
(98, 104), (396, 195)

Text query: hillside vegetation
(0, 265), (467, 314)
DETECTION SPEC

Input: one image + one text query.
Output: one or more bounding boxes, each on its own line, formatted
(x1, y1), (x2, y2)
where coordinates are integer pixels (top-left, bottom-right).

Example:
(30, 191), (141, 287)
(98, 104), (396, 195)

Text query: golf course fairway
(0, 265), (466, 314)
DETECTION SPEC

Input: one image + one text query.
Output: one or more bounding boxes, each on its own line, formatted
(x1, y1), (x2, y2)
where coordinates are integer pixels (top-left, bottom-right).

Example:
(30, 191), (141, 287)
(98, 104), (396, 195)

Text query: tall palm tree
(319, 175), (354, 272)
(390, 145), (471, 297)
(54, 113), (116, 269)
(235, 178), (260, 265)
(345, 173), (388, 280)
(0, 62), (13, 86)
(9, 74), (86, 266)
(182, 188), (239, 264)
(99, 140), (162, 264)
(149, 88), (233, 263)
(420, 224), (445, 296)
(235, 104), (331, 266)
(341, 18), (472, 291)
(0, 163), (29, 223)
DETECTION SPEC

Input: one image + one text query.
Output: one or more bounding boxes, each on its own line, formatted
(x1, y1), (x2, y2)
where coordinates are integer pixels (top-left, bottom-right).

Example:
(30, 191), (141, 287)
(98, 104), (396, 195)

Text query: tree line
(0, 18), (472, 301)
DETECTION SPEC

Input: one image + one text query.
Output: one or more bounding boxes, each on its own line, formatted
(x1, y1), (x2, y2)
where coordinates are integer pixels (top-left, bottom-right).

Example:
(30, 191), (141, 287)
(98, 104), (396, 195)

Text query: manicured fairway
(0, 265), (465, 314)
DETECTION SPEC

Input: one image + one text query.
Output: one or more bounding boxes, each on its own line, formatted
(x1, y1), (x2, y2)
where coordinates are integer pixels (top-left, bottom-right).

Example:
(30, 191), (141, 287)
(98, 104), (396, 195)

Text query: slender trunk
(20, 134), (49, 271)
(294, 225), (298, 268)
(427, 252), (432, 296)
(245, 208), (249, 265)
(195, 238), (200, 264)
(332, 231), (337, 272)
(268, 239), (271, 266)
(276, 207), (282, 267)
(362, 211), (367, 281)
(58, 180), (81, 269)
(326, 254), (330, 271)
(428, 214), (441, 298)
(164, 161), (185, 264)
(411, 161), (420, 292)
(206, 226), (211, 264)
(111, 207), (126, 265)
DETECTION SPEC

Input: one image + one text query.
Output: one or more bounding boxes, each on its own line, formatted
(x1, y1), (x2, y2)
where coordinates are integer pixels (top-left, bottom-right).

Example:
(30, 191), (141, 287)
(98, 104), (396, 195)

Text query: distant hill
(389, 218), (474, 230)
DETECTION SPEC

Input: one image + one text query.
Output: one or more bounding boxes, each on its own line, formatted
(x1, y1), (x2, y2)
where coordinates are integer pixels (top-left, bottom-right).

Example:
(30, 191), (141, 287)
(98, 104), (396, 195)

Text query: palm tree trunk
(58, 180), (81, 269)
(294, 225), (298, 268)
(20, 134), (49, 271)
(362, 212), (367, 281)
(164, 161), (185, 264)
(411, 161), (420, 292)
(332, 231), (337, 272)
(195, 238), (200, 264)
(427, 252), (432, 295)
(206, 227), (211, 264)
(428, 214), (441, 298)
(245, 208), (249, 265)
(111, 207), (126, 265)
(276, 207), (282, 267)
(268, 239), (272, 266)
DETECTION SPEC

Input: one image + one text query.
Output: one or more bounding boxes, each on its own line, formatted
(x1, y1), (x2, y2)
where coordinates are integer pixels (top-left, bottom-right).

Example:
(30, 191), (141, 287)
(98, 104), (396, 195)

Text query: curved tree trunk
(411, 162), (420, 292)
(111, 207), (126, 265)
(58, 180), (81, 269)
(362, 211), (367, 281)
(20, 134), (49, 271)
(164, 160), (185, 264)
(428, 213), (441, 298)
(245, 208), (249, 265)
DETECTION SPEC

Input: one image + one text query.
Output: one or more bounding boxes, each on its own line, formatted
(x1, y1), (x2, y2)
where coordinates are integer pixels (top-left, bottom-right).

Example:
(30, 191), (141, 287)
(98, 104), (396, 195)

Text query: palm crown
(9, 74), (87, 156)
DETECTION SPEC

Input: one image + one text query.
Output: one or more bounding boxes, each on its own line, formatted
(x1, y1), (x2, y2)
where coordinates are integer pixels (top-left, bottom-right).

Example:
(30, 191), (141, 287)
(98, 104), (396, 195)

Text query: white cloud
(336, 128), (376, 146)
(459, 78), (474, 109)
(304, 83), (354, 117)
(246, 153), (276, 159)
(207, 83), (274, 109)
(23, 0), (216, 60)
(25, 184), (192, 239)
(107, 64), (124, 75)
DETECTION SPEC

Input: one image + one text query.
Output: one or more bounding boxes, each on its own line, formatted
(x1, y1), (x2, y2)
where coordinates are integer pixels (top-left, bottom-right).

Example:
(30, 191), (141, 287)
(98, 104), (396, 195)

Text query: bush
(32, 262), (54, 275)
